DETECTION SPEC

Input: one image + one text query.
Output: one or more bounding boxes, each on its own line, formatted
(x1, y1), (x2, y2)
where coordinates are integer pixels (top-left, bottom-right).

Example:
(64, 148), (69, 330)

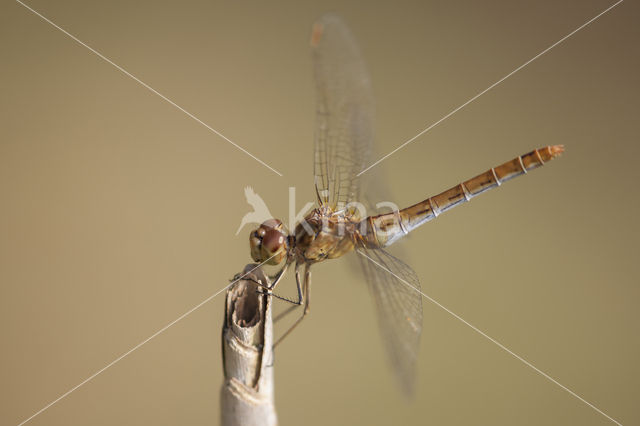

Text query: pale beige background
(1, 0), (638, 425)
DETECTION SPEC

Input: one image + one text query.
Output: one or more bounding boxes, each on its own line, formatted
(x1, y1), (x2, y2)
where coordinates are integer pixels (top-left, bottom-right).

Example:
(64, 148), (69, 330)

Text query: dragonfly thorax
(293, 208), (358, 263)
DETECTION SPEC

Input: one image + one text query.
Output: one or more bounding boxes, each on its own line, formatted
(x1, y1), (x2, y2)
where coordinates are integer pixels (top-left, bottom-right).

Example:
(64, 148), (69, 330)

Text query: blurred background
(1, 0), (638, 424)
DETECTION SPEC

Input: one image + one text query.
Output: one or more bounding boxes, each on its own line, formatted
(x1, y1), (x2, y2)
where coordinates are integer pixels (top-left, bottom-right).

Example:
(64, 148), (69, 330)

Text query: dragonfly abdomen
(360, 145), (564, 248)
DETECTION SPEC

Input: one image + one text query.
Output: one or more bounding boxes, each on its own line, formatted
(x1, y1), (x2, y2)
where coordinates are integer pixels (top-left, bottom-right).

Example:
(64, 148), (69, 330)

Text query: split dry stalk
(220, 264), (277, 426)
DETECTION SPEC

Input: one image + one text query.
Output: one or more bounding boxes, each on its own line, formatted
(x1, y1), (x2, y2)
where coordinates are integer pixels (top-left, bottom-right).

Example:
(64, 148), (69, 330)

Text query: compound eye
(262, 229), (284, 254)
(249, 234), (262, 262)
(262, 218), (283, 231)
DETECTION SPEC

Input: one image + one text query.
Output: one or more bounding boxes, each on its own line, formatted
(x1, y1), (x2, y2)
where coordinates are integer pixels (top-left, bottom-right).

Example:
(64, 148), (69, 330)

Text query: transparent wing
(356, 247), (423, 395)
(311, 14), (374, 209)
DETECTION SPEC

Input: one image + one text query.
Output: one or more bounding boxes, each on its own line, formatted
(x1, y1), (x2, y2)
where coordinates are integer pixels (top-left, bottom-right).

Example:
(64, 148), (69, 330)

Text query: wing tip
(310, 21), (324, 47)
(311, 13), (348, 47)
(394, 361), (418, 399)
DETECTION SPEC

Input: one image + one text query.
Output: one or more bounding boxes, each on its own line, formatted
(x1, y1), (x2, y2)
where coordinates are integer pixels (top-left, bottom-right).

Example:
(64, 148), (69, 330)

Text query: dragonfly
(245, 14), (563, 395)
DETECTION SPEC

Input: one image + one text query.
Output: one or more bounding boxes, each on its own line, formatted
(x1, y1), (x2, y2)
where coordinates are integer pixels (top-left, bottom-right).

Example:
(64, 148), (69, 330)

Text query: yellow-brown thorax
(293, 208), (360, 264)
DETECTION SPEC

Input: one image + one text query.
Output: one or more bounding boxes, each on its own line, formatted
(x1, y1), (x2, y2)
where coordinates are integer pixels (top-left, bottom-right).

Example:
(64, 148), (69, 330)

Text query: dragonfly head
(249, 218), (289, 265)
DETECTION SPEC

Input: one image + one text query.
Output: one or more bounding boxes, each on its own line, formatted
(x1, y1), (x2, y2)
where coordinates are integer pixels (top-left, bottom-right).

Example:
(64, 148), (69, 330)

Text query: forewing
(356, 247), (423, 395)
(311, 14), (374, 209)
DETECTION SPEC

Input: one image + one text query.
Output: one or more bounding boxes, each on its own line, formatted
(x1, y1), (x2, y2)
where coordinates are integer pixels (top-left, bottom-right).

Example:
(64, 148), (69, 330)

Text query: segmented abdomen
(359, 145), (564, 248)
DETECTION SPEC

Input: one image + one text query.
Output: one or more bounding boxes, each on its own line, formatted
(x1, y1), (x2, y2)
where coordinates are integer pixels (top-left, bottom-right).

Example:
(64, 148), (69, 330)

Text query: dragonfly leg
(266, 262), (289, 290)
(239, 261), (289, 292)
(252, 261), (304, 306)
(264, 291), (301, 305)
(273, 263), (305, 324)
(273, 264), (311, 348)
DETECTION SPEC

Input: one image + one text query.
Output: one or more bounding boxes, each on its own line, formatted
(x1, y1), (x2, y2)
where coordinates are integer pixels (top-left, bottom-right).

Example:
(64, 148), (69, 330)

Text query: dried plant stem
(220, 264), (277, 426)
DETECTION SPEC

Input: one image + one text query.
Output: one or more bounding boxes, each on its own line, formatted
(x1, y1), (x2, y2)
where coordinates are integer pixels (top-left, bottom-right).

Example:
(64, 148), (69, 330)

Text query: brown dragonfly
(246, 14), (563, 395)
